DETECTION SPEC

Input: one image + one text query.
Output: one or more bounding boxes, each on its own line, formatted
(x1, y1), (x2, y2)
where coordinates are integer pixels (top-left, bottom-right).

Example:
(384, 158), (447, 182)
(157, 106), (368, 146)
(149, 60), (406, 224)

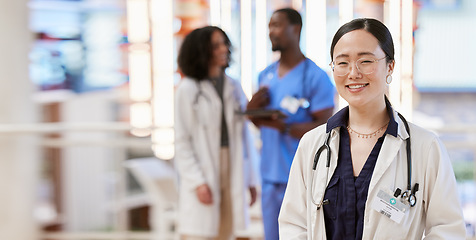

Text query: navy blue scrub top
(323, 104), (398, 240)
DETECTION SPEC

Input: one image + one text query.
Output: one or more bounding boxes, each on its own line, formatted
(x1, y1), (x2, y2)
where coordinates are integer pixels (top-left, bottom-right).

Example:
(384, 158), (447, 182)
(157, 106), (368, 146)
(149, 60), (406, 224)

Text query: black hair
(274, 8), (302, 28)
(330, 18), (394, 63)
(177, 26), (231, 81)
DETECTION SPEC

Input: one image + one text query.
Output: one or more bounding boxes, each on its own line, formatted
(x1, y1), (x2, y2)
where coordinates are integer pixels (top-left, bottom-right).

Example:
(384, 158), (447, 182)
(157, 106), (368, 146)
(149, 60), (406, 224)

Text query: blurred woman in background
(175, 26), (257, 240)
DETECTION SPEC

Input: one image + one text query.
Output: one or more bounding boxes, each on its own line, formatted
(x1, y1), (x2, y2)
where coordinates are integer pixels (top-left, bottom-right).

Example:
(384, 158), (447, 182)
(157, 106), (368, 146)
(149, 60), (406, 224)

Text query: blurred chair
(124, 157), (178, 240)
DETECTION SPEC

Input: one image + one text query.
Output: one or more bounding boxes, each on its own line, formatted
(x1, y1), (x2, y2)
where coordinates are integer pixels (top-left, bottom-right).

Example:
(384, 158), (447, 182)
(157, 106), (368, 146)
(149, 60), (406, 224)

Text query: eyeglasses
(329, 56), (387, 76)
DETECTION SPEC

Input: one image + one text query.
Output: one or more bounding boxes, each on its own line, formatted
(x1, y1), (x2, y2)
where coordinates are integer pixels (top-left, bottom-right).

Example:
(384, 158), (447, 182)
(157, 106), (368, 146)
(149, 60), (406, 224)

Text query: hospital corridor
(1, 0), (476, 239)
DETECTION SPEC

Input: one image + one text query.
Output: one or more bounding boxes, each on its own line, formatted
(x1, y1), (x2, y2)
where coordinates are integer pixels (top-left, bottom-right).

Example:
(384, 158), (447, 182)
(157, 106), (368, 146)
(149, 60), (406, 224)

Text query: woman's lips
(346, 83), (369, 90)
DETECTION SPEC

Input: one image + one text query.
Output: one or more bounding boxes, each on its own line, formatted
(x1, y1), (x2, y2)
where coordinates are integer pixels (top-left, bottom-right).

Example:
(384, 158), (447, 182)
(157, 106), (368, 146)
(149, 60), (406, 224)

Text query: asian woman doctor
(278, 18), (466, 239)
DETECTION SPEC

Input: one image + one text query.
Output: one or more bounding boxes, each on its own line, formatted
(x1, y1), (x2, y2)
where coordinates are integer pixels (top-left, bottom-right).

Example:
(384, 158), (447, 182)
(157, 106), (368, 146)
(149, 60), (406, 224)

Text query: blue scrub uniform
(258, 58), (335, 240)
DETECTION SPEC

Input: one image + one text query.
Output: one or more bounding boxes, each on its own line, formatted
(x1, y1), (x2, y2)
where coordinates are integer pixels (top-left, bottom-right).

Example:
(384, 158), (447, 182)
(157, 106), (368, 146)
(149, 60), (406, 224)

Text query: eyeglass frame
(329, 56), (388, 76)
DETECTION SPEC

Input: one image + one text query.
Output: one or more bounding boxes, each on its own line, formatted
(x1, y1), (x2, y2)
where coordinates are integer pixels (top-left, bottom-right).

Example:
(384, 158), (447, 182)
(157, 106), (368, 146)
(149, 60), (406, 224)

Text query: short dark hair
(274, 8), (302, 28)
(330, 18), (395, 63)
(177, 26), (231, 81)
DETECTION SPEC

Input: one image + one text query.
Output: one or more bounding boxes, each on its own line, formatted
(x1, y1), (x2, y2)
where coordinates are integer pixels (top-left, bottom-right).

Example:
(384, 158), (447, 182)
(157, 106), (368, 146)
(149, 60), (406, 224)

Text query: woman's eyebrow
(334, 54), (349, 59)
(335, 52), (376, 59)
(357, 52), (376, 57)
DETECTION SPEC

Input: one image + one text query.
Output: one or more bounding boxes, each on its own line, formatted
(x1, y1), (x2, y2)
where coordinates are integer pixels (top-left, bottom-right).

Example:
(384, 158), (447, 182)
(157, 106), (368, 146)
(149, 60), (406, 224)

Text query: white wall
(414, 0), (476, 90)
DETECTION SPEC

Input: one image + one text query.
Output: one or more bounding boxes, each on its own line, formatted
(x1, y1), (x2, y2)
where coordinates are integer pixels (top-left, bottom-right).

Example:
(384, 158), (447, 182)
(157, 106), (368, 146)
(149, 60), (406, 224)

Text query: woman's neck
(348, 99), (389, 132)
(208, 66), (223, 79)
(280, 48), (305, 68)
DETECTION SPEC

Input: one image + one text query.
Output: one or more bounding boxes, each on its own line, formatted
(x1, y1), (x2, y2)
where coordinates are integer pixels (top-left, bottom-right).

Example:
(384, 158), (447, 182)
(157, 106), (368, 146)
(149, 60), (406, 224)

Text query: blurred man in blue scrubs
(246, 8), (336, 240)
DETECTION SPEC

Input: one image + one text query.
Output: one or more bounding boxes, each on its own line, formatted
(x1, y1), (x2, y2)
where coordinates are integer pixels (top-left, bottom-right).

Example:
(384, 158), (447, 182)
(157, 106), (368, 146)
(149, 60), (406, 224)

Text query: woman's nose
(348, 63), (361, 78)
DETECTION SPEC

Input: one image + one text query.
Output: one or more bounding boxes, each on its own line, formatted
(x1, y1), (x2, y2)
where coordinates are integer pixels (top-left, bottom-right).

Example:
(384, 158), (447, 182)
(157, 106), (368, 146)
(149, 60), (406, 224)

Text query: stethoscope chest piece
(401, 191), (417, 207)
(408, 194), (417, 207)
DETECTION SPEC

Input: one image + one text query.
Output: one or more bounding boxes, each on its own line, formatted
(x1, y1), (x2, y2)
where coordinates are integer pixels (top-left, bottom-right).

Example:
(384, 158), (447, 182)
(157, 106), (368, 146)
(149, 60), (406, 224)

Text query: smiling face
(332, 29), (394, 109)
(209, 30), (230, 69)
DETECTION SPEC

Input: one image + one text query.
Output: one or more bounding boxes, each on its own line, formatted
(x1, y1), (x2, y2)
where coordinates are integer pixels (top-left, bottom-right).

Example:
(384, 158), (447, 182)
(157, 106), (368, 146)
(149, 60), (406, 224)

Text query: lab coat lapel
(327, 128), (340, 184)
(368, 111), (409, 193)
(222, 76), (233, 111)
(368, 135), (402, 193)
(222, 76), (235, 132)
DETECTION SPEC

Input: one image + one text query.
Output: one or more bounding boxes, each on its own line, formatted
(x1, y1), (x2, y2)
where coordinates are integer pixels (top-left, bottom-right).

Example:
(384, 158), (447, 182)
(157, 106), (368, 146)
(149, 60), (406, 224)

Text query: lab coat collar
(198, 75), (234, 103)
(394, 110), (410, 141)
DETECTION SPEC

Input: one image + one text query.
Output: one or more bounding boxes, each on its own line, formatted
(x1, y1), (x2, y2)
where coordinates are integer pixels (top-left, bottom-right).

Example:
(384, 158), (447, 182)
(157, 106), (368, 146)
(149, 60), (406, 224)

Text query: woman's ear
(387, 60), (395, 75)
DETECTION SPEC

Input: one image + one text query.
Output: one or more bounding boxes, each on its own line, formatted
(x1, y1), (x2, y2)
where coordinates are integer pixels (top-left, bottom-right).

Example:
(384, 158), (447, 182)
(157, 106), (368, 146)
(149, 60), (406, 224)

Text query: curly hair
(177, 26), (232, 81)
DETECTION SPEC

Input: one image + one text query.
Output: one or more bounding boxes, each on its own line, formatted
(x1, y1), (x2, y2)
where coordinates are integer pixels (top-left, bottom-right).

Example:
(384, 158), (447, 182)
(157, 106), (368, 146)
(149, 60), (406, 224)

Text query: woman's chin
(343, 96), (367, 108)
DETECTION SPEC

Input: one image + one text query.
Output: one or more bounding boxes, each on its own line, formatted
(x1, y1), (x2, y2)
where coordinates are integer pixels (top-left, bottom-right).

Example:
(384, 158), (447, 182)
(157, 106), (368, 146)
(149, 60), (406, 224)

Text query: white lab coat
(279, 110), (466, 239)
(174, 76), (256, 237)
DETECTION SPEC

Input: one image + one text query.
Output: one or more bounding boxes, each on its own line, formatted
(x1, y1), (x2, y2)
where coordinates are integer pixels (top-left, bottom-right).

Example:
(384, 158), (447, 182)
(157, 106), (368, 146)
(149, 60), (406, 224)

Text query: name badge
(371, 189), (409, 224)
(280, 96), (301, 114)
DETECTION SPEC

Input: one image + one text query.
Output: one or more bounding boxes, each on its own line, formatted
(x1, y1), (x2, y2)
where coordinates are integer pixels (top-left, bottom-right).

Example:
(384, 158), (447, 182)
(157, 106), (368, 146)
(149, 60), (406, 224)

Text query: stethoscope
(193, 84), (210, 105)
(193, 79), (242, 120)
(311, 112), (419, 210)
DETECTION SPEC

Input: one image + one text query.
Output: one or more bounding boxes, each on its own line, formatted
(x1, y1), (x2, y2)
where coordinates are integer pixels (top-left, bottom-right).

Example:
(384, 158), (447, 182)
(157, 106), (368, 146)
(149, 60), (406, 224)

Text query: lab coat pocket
(323, 176), (339, 220)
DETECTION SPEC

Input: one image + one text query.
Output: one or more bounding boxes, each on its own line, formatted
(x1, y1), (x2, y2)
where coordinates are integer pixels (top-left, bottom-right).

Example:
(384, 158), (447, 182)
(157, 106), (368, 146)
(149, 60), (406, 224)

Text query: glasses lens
(332, 57), (382, 76)
(332, 61), (349, 76)
(357, 58), (377, 75)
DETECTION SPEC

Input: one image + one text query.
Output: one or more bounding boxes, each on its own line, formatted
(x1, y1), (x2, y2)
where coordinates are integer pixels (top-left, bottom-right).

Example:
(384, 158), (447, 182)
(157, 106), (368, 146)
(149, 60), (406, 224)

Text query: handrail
(41, 138), (152, 148)
(0, 122), (132, 134)
(0, 122), (173, 134)
(0, 122), (475, 134)
(40, 231), (153, 240)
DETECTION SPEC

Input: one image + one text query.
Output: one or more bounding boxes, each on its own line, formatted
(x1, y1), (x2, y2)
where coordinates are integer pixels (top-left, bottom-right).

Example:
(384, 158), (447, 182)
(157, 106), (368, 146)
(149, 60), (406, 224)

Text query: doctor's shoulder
(404, 121), (458, 193)
(176, 77), (200, 95)
(301, 124), (328, 145)
(262, 61), (278, 73)
(406, 121), (447, 160)
(295, 125), (328, 159)
(306, 59), (329, 79)
(258, 62), (278, 81)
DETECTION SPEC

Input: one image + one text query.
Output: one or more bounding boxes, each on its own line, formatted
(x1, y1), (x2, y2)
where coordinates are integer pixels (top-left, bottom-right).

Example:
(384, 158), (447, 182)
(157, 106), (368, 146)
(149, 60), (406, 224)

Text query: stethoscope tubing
(398, 112), (412, 192)
(313, 132), (331, 170)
